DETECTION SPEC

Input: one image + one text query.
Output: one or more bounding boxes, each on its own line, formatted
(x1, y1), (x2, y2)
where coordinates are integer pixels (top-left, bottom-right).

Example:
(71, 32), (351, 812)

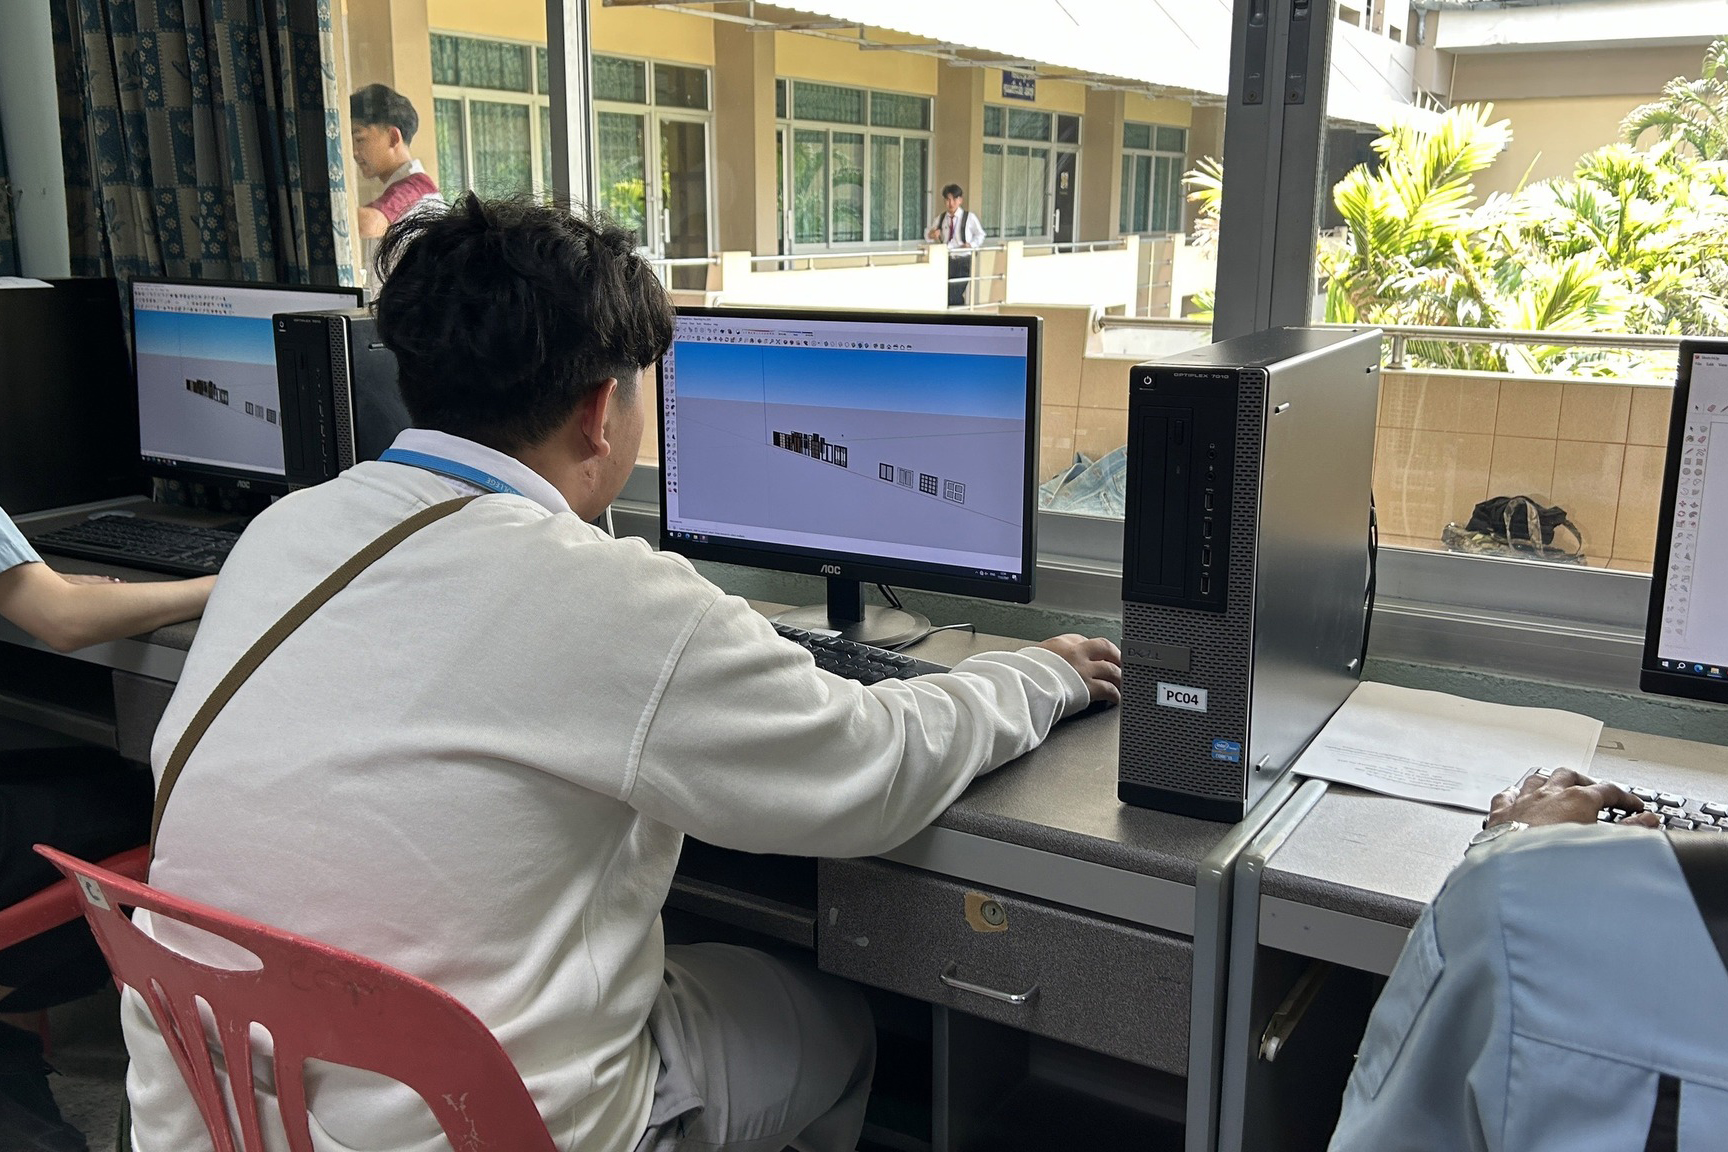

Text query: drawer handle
(939, 963), (1039, 1006)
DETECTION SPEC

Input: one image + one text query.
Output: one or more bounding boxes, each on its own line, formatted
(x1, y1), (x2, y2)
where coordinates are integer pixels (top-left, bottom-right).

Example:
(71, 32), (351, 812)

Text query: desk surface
(1254, 727), (1728, 974)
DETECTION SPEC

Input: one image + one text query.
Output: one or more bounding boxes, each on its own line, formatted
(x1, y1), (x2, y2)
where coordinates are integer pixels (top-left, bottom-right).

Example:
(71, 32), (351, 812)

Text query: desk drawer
(113, 672), (175, 764)
(818, 858), (1192, 1074)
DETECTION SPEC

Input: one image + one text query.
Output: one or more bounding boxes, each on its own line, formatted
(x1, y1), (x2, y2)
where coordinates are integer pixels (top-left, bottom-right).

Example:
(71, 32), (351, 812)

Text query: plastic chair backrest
(0, 844), (149, 954)
(36, 845), (558, 1152)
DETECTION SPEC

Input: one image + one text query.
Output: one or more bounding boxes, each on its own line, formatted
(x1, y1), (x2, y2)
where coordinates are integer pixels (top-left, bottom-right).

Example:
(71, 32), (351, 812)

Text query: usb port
(1200, 574), (1211, 595)
(1203, 492), (1214, 511)
(1202, 519), (1213, 539)
(1201, 546), (1212, 567)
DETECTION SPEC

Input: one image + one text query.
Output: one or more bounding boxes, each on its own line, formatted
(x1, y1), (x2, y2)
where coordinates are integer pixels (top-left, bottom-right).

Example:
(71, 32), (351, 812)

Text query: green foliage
(1183, 38), (1728, 375)
(1623, 38), (1728, 160)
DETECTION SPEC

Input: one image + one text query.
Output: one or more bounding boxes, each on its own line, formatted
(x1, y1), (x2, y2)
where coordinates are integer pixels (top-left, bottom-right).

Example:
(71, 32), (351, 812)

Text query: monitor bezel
(1640, 337), (1728, 703)
(657, 305), (1042, 605)
(129, 276), (364, 493)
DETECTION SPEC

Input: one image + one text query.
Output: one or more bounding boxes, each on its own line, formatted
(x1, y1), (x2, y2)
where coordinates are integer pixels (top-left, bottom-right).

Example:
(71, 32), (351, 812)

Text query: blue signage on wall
(1002, 71), (1036, 102)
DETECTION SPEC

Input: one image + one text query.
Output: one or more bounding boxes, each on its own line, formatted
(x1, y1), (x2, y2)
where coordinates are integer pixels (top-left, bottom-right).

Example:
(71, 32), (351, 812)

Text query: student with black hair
(350, 83), (443, 239)
(120, 194), (1121, 1152)
(928, 183), (986, 306)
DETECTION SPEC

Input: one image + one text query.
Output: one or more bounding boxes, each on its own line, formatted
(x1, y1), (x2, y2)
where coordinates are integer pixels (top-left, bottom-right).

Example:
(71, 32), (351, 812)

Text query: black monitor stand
(771, 577), (931, 649)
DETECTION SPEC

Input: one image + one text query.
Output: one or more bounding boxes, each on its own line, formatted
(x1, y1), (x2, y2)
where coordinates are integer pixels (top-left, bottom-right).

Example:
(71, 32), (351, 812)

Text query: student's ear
(578, 379), (621, 458)
(389, 125), (404, 149)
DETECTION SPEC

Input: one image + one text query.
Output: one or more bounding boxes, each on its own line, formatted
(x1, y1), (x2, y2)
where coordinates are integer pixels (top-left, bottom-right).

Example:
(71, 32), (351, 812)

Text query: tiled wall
(1375, 371), (1669, 570)
(1041, 359), (1671, 573)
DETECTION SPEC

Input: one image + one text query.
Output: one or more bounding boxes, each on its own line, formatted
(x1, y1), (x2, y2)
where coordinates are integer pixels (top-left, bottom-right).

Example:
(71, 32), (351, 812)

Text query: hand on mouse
(1038, 634), (1123, 706)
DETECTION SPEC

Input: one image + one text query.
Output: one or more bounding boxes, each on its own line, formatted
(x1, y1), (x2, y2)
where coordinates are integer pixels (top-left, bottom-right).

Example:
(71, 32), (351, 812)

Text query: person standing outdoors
(928, 184), (986, 306)
(351, 84), (444, 240)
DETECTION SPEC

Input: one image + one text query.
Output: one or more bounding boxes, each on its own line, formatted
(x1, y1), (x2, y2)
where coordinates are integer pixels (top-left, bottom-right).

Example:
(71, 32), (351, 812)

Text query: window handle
(939, 962), (1038, 1006)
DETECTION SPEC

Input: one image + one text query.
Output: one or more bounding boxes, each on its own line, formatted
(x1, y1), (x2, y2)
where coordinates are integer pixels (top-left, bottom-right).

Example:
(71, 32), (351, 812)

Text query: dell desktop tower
(1118, 327), (1382, 822)
(274, 309), (412, 488)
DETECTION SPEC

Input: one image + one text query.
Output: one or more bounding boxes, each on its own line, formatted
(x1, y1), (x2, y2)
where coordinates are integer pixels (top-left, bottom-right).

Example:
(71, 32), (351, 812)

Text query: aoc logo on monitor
(820, 564), (843, 576)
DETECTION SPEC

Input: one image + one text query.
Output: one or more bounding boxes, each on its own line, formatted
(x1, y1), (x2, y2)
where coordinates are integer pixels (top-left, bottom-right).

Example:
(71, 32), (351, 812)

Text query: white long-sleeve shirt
(123, 438), (1087, 1152)
(932, 207), (986, 251)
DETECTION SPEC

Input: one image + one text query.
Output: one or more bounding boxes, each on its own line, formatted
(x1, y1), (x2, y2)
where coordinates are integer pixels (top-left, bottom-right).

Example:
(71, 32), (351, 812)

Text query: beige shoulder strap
(150, 496), (481, 850)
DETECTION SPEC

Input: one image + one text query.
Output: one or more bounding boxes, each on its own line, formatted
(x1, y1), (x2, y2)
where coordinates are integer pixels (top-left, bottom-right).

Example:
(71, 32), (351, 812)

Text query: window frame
(589, 51), (717, 260)
(1118, 120), (1188, 235)
(430, 31), (554, 201)
(982, 104), (1060, 242)
(777, 80), (934, 253)
(543, 2), (1655, 696)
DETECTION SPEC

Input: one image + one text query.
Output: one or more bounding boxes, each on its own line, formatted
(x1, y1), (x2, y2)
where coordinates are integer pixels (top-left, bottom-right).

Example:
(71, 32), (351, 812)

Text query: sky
(134, 309), (278, 366)
(669, 341), (1030, 423)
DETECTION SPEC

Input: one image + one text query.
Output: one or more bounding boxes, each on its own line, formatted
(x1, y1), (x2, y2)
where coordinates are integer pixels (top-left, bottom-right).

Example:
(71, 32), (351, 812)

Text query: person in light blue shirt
(1330, 769), (1727, 1152)
(0, 504), (212, 1143)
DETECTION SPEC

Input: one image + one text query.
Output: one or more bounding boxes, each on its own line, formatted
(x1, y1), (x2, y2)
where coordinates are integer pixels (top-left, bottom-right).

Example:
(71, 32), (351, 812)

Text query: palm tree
(1623, 38), (1728, 161)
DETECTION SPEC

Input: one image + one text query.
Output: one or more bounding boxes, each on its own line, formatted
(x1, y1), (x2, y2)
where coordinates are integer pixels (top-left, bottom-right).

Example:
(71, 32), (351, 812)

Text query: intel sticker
(1211, 739), (1242, 763)
(1157, 682), (1208, 712)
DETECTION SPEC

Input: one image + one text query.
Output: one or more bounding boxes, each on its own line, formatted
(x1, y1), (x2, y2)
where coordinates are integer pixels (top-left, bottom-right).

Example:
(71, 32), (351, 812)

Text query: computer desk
(0, 522), (1297, 1152)
(1214, 729), (1728, 1152)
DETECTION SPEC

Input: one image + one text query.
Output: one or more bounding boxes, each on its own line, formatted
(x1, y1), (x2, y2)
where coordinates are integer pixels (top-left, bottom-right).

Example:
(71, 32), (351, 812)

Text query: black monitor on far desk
(1643, 339), (1728, 703)
(657, 307), (1041, 648)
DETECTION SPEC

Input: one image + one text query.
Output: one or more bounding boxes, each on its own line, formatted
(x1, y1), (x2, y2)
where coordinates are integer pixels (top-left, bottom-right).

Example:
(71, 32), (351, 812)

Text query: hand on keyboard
(1488, 768), (1657, 830)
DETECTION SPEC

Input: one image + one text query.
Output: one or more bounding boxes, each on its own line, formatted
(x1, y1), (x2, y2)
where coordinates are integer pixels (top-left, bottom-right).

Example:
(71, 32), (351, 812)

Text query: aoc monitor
(1642, 339), (1728, 704)
(658, 307), (1040, 647)
(130, 278), (363, 491)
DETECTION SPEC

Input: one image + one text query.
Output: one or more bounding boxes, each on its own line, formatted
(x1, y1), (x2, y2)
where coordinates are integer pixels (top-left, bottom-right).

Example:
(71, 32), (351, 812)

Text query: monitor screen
(659, 308), (1039, 601)
(131, 279), (362, 484)
(1643, 340), (1728, 702)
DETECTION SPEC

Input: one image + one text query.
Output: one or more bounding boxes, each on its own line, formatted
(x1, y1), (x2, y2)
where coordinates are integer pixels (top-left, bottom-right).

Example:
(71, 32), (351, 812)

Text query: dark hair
(350, 84), (420, 145)
(374, 194), (674, 453)
(942, 184), (964, 199)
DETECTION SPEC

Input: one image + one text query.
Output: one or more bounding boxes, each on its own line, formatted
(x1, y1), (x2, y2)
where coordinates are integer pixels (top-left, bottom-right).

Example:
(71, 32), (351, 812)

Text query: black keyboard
(32, 515), (239, 577)
(773, 623), (950, 684)
(1603, 785), (1728, 832)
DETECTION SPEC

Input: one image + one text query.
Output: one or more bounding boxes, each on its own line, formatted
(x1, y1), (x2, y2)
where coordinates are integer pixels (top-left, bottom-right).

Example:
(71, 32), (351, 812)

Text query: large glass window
(982, 105), (1057, 240)
(430, 33), (551, 201)
(780, 81), (931, 249)
(1119, 122), (1186, 233)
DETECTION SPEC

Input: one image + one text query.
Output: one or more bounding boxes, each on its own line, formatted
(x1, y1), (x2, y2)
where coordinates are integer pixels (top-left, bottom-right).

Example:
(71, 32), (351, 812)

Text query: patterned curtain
(50, 0), (340, 285)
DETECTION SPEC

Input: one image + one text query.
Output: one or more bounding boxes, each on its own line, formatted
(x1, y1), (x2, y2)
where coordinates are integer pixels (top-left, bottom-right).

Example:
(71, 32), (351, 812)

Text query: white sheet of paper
(1293, 681), (1604, 813)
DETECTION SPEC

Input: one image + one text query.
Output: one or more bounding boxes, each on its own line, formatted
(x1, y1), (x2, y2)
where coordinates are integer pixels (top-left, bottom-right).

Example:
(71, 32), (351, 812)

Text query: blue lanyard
(377, 448), (524, 497)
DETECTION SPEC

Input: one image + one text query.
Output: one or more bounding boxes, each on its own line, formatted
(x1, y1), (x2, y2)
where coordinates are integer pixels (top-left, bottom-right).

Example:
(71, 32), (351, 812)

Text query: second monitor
(658, 308), (1041, 647)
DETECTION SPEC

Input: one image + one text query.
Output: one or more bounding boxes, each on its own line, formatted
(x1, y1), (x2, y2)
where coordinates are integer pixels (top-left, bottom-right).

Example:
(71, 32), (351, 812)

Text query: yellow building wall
(1476, 96), (1646, 198)
(776, 33), (937, 93)
(1123, 92), (1193, 128)
(593, 5), (715, 65)
(426, 0), (543, 42)
(423, 0), (716, 65)
(982, 71), (1087, 115)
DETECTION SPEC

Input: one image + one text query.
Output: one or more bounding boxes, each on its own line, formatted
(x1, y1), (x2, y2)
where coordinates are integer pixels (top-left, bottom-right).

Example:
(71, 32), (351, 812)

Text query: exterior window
(780, 81), (931, 248)
(983, 105), (1055, 239)
(1119, 121), (1187, 233)
(431, 33), (552, 200)
(654, 63), (708, 111)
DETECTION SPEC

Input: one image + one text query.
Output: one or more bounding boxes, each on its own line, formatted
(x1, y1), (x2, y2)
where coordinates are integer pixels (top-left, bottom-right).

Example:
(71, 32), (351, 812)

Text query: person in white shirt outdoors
(927, 183), (986, 306)
(0, 507), (210, 1150)
(350, 84), (444, 240)
(123, 193), (1123, 1152)
(1328, 768), (1728, 1152)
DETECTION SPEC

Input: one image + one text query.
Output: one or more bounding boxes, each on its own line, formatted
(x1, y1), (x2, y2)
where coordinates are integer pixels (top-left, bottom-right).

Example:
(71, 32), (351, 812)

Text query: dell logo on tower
(820, 564), (843, 576)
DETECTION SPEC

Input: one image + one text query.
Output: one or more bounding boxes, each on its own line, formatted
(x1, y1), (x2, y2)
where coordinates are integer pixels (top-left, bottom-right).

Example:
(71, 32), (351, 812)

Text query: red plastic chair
(36, 844), (558, 1152)
(0, 845), (150, 952)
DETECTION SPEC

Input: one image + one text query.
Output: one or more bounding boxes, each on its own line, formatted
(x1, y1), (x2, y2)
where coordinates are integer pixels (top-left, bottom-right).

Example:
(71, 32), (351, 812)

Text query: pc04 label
(1156, 682), (1209, 712)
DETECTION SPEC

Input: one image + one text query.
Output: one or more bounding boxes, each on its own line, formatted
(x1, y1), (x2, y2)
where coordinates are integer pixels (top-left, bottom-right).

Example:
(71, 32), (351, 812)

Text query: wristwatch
(1467, 820), (1528, 852)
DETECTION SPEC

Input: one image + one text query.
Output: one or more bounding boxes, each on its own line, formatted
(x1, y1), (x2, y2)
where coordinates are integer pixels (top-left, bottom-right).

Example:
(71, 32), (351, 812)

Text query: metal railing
(1096, 316), (1687, 370)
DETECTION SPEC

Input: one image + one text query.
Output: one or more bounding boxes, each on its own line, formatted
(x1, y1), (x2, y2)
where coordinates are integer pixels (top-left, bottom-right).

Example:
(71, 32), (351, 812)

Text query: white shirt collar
(384, 428), (573, 515)
(382, 158), (426, 189)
